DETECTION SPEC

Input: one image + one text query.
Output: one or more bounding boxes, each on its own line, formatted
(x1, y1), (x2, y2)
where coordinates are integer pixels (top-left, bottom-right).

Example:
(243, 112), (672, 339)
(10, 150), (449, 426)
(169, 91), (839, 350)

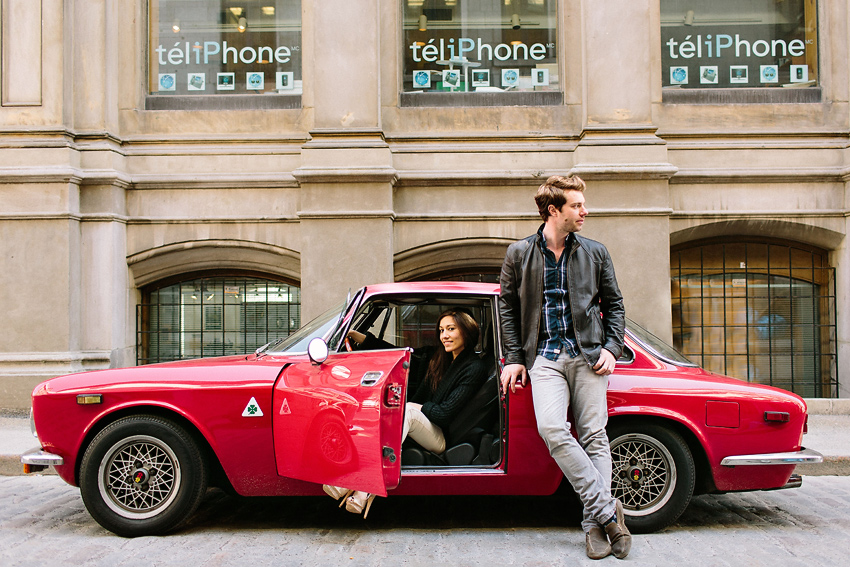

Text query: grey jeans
(530, 352), (617, 532)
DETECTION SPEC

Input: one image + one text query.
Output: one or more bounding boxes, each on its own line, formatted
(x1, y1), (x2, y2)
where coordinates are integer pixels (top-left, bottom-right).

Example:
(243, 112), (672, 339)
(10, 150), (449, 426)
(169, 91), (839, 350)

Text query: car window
(625, 317), (697, 367)
(350, 297), (492, 354)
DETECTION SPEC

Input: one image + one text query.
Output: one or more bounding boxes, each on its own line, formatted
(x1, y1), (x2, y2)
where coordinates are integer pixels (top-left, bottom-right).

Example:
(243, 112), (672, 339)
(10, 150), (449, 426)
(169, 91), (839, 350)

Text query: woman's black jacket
(359, 333), (487, 432)
(409, 347), (487, 431)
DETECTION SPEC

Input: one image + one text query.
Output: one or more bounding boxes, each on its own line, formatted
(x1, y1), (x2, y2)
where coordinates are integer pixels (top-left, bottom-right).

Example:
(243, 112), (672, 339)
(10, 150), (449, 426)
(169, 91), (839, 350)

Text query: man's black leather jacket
(498, 229), (625, 368)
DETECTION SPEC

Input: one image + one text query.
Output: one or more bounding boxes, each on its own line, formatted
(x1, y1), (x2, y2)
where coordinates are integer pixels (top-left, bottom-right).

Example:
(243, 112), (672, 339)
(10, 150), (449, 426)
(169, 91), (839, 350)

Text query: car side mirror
(307, 337), (329, 365)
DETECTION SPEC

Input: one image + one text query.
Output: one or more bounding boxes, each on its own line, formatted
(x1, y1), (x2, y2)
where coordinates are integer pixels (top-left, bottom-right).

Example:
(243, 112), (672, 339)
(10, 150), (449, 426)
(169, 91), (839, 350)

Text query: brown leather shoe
(604, 500), (632, 559)
(585, 526), (612, 560)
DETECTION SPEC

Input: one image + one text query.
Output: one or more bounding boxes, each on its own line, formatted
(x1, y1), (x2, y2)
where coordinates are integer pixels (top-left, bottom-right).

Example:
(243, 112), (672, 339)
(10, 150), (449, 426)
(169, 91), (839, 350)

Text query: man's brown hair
(534, 175), (586, 220)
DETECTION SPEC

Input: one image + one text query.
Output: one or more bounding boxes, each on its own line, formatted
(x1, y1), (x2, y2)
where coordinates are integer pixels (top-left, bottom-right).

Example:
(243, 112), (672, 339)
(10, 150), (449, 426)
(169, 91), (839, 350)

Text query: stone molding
(127, 239), (301, 287)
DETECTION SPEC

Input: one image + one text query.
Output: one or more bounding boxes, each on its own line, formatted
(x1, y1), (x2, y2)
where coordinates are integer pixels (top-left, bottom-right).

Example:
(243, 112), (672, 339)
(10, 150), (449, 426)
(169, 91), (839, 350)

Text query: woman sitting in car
(324, 308), (488, 517)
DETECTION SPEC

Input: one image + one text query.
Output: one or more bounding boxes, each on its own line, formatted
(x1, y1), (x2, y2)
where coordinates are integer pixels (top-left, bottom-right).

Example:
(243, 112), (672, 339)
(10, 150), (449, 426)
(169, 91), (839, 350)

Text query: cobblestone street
(2, 475), (847, 567)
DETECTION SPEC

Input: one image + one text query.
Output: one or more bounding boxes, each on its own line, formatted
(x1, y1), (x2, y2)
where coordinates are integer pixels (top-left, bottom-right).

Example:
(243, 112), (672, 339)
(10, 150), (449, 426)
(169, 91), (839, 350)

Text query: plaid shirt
(536, 227), (580, 361)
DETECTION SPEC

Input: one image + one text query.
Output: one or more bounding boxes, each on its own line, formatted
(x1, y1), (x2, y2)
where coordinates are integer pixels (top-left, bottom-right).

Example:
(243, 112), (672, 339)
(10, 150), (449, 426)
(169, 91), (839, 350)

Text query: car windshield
(266, 301), (346, 354)
(625, 317), (697, 367)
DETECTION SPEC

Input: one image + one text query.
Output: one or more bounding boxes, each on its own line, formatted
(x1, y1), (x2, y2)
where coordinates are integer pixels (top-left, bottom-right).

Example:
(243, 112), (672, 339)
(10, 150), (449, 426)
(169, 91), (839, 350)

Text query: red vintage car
(22, 282), (821, 537)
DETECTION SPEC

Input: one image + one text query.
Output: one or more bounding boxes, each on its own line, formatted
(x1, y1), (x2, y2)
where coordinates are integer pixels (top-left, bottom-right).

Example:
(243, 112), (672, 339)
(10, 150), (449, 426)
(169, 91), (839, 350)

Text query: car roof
(362, 281), (500, 296)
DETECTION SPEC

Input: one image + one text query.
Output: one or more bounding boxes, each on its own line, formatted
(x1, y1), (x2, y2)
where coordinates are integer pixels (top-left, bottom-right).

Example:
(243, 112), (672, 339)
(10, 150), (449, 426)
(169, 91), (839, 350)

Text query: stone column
(296, 1), (395, 320)
(575, 0), (675, 341)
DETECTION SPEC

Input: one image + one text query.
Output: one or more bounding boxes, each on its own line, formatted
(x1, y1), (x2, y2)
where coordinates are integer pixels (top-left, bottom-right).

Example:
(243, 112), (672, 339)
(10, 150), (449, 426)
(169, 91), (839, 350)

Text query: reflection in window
(137, 275), (301, 364)
(402, 0), (558, 94)
(149, 0), (302, 96)
(661, 0), (818, 89)
(671, 241), (837, 397)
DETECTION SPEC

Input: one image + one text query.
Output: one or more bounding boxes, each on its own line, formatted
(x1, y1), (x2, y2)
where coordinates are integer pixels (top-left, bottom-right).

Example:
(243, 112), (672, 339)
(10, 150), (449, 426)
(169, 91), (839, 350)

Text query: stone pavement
(2, 474), (850, 566)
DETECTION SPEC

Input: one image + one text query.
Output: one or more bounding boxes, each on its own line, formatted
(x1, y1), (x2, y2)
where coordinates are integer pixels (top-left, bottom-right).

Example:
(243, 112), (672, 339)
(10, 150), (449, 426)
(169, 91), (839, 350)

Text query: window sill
(400, 91), (563, 108)
(145, 94), (301, 111)
(662, 87), (821, 105)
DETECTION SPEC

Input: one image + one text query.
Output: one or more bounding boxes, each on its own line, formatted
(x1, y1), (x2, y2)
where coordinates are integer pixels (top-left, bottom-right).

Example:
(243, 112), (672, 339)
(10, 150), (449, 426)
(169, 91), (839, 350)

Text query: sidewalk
(3, 401), (849, 476)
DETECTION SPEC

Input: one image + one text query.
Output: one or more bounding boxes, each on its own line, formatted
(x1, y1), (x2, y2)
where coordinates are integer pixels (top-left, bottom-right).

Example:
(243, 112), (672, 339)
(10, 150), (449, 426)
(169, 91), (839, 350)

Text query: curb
(0, 455), (56, 477)
(804, 399), (850, 415)
(795, 457), (850, 476)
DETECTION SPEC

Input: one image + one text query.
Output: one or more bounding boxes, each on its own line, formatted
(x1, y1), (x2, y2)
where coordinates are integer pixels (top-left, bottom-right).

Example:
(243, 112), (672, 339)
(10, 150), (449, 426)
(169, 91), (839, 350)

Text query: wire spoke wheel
(80, 416), (208, 537)
(98, 435), (181, 519)
(607, 424), (695, 533)
(611, 433), (676, 516)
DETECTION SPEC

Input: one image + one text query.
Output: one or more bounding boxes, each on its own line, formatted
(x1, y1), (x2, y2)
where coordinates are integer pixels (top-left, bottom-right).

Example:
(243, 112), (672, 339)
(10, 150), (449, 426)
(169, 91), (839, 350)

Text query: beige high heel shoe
(323, 485), (354, 507)
(345, 491), (376, 518)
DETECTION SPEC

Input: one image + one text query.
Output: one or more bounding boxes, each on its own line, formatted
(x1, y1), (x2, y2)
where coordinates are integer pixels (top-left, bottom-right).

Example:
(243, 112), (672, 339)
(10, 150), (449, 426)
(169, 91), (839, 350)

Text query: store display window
(148, 0), (302, 97)
(661, 0), (818, 89)
(401, 0), (558, 96)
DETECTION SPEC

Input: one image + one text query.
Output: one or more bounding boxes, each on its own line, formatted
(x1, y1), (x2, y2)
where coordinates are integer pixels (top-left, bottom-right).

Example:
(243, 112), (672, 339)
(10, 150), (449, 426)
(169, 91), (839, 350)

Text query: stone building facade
(0, 0), (846, 409)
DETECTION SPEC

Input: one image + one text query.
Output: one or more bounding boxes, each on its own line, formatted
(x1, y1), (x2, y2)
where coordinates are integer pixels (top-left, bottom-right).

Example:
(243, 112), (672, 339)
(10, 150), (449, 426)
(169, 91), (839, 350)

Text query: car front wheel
(608, 423), (695, 534)
(79, 415), (208, 537)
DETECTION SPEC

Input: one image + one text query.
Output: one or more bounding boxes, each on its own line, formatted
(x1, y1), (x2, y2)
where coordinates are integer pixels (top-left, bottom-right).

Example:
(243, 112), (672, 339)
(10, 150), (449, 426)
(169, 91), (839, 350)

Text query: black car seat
(402, 371), (501, 467)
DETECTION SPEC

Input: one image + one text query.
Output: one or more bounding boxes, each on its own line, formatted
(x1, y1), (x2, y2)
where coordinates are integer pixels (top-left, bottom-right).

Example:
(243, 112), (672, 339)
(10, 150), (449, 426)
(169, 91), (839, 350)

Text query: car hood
(39, 354), (303, 394)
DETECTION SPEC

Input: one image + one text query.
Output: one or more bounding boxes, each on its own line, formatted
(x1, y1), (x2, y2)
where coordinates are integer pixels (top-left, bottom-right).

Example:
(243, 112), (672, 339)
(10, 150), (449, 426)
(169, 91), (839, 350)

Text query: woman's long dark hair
(423, 309), (480, 393)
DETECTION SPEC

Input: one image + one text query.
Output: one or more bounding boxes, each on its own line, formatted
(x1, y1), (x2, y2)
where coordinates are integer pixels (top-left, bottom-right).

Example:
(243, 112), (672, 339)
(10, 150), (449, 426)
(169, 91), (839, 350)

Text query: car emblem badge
(279, 398), (292, 415)
(242, 397), (264, 417)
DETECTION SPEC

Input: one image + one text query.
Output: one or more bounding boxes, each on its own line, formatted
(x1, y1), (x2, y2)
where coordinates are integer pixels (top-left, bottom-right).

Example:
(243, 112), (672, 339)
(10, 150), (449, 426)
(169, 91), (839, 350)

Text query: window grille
(671, 240), (838, 397)
(137, 275), (301, 365)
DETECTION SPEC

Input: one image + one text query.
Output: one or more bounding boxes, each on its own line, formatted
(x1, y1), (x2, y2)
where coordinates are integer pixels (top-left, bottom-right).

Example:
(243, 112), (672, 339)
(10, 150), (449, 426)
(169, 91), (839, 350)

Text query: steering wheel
(344, 337), (354, 352)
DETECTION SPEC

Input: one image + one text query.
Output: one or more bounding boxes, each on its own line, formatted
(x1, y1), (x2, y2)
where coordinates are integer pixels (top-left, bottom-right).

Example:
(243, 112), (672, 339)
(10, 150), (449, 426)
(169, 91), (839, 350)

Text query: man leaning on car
(498, 174), (630, 560)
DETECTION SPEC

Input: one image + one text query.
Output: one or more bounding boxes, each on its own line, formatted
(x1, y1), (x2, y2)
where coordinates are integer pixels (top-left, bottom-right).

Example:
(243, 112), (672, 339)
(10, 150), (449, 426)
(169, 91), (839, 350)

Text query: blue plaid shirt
(536, 227), (580, 361)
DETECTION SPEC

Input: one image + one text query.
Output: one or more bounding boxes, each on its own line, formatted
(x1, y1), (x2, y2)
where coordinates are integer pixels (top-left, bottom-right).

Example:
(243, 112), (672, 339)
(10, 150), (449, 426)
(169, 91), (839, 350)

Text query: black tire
(79, 415), (208, 537)
(607, 422), (695, 534)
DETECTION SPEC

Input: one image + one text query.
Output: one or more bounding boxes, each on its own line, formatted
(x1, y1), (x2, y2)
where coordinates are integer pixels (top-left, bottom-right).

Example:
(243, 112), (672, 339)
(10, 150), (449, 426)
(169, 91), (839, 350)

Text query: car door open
(272, 349), (410, 496)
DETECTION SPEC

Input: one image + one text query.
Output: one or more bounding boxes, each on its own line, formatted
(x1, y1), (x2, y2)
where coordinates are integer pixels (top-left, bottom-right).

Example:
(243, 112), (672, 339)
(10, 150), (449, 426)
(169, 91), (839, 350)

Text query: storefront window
(402, 0), (558, 96)
(148, 0), (302, 97)
(661, 0), (818, 89)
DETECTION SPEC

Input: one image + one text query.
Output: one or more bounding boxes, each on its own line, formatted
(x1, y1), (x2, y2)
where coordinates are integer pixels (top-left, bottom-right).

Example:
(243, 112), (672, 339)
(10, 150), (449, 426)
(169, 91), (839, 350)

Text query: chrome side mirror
(307, 337), (329, 365)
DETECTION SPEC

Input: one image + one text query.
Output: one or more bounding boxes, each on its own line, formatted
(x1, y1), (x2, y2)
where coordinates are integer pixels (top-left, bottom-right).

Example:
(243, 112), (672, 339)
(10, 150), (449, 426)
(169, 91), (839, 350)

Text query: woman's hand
(347, 330), (366, 345)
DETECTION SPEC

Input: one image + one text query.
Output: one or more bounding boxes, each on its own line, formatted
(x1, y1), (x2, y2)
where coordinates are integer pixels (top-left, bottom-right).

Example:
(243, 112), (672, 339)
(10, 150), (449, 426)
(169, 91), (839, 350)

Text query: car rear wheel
(80, 415), (208, 537)
(608, 423), (695, 534)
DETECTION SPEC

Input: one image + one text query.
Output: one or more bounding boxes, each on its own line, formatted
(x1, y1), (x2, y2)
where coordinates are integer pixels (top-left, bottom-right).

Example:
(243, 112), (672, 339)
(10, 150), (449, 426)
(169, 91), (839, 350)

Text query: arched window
(671, 240), (838, 397)
(137, 274), (301, 365)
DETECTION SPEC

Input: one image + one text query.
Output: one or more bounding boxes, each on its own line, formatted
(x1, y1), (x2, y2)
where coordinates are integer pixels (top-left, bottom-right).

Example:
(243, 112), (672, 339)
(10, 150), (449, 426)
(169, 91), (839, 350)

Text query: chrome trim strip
(20, 448), (64, 466)
(720, 448), (823, 467)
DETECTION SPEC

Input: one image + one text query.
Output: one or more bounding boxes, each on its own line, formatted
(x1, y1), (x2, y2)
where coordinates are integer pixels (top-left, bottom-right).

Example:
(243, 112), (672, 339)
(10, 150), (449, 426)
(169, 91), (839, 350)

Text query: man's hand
(593, 348), (617, 376)
(500, 363), (528, 394)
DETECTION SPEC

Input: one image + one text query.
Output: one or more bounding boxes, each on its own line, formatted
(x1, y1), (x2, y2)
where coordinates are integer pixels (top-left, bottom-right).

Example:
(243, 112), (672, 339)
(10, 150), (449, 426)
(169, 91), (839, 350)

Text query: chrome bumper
(20, 447), (64, 467)
(720, 447), (823, 467)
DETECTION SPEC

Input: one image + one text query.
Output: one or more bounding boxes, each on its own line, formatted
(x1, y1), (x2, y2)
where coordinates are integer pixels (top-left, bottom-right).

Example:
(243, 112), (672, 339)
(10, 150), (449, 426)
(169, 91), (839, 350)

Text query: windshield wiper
(254, 337), (285, 357)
